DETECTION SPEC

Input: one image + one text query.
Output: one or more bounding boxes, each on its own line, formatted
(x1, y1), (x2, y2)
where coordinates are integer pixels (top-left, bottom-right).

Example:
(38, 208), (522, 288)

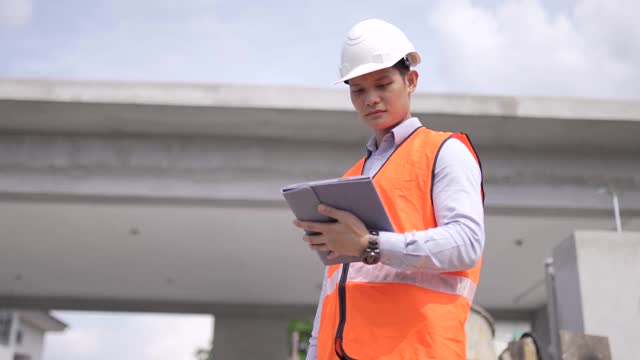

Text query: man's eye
(351, 89), (364, 94)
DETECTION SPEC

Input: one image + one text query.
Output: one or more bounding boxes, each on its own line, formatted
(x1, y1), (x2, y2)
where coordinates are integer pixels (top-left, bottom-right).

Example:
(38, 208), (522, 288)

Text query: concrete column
(552, 230), (640, 359)
(531, 306), (551, 360)
(212, 315), (291, 360)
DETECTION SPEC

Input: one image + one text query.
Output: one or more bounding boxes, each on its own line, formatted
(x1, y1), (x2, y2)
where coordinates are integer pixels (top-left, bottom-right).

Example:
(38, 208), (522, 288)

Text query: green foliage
(289, 319), (313, 358)
(194, 346), (212, 360)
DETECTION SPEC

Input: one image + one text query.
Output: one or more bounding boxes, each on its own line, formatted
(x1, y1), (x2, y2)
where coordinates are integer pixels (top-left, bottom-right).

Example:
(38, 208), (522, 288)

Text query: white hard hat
(337, 19), (421, 84)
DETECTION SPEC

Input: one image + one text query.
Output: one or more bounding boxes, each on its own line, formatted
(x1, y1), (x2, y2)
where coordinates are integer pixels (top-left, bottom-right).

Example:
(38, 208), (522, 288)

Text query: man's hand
(293, 204), (370, 260)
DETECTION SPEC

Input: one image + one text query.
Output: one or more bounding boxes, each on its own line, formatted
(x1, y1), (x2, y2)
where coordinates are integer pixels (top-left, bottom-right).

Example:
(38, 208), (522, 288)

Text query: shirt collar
(365, 117), (422, 155)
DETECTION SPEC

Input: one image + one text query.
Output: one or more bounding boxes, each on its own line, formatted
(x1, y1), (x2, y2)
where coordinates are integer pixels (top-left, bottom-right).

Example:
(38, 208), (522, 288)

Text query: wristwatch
(361, 230), (381, 265)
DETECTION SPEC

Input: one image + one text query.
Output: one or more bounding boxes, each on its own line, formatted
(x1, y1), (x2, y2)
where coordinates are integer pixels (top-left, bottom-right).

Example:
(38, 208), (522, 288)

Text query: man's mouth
(366, 109), (386, 116)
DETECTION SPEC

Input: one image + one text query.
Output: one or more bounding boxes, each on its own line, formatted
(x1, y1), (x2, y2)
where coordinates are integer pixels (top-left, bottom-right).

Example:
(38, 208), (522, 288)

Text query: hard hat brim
(335, 52), (421, 85)
(335, 62), (395, 84)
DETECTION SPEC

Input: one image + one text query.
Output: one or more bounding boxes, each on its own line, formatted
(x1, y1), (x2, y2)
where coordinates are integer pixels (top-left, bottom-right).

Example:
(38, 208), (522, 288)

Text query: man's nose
(365, 93), (381, 106)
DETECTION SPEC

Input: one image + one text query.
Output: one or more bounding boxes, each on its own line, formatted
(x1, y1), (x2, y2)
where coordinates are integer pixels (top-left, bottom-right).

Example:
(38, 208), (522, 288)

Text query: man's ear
(406, 70), (419, 93)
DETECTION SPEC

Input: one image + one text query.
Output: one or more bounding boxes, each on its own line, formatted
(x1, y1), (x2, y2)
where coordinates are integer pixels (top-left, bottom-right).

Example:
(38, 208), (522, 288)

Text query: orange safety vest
(316, 126), (484, 360)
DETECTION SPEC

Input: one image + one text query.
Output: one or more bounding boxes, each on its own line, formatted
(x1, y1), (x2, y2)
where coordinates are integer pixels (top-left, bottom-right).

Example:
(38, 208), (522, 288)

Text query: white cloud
(0, 0), (32, 27)
(428, 0), (640, 99)
(3, 0), (638, 100)
(44, 311), (212, 360)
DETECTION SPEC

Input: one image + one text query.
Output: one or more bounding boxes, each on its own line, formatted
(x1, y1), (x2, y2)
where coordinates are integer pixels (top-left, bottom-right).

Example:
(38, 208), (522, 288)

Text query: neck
(375, 114), (412, 146)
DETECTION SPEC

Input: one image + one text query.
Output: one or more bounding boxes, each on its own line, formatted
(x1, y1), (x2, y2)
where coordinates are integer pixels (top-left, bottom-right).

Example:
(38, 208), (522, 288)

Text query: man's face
(348, 67), (418, 131)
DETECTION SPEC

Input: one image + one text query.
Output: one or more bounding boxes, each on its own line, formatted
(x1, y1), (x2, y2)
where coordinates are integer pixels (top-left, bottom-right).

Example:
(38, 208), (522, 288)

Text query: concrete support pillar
(212, 315), (291, 360)
(552, 230), (640, 360)
(531, 306), (551, 360)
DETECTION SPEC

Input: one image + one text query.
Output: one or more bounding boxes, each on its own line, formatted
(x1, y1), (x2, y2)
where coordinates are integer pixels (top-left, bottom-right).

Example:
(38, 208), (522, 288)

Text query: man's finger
(294, 219), (327, 233)
(304, 234), (327, 245)
(318, 204), (352, 221)
(310, 243), (330, 252)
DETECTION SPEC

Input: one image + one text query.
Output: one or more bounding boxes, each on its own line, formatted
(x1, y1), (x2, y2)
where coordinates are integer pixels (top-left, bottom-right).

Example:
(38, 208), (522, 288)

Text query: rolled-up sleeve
(379, 138), (484, 272)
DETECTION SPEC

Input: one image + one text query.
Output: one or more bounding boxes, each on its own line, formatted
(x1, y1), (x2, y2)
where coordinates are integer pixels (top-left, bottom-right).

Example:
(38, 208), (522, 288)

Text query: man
(293, 19), (485, 359)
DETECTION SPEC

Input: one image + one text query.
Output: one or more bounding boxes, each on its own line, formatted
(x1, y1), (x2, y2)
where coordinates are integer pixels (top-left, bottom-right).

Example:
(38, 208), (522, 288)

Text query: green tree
(194, 346), (212, 360)
(289, 319), (313, 359)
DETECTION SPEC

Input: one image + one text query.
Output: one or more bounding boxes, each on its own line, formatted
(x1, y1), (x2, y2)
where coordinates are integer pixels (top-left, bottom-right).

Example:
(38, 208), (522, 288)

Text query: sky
(1, 0), (639, 100)
(1, 0), (639, 358)
(44, 311), (212, 360)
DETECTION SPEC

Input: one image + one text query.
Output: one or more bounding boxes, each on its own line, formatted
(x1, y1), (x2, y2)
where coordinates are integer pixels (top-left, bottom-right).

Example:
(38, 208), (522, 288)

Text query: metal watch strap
(361, 230), (381, 265)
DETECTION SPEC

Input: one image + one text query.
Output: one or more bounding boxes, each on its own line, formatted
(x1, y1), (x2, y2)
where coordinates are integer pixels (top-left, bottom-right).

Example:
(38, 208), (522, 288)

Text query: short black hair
(344, 57), (411, 85)
(392, 56), (411, 78)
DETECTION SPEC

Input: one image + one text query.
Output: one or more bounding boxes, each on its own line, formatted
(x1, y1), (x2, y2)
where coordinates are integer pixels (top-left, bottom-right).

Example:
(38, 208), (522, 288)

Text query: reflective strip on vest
(324, 266), (342, 297)
(324, 264), (477, 303)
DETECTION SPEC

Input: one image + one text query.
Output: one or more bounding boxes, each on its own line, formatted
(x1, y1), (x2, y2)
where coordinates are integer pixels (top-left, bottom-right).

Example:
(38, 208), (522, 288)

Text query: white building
(0, 311), (66, 360)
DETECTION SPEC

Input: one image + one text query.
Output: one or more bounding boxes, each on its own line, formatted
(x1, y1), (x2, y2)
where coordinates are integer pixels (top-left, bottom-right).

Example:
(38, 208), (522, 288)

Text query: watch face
(363, 252), (380, 265)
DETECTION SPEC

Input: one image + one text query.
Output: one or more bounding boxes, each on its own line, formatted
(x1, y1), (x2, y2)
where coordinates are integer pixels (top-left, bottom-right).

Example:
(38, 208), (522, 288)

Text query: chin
(364, 118), (387, 130)
(373, 119), (401, 131)
(361, 112), (401, 130)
